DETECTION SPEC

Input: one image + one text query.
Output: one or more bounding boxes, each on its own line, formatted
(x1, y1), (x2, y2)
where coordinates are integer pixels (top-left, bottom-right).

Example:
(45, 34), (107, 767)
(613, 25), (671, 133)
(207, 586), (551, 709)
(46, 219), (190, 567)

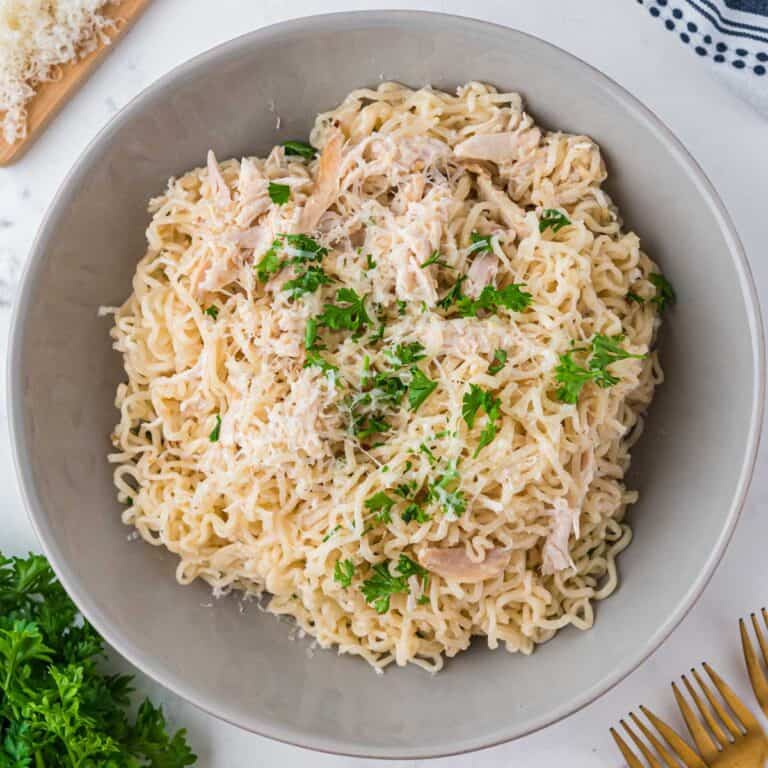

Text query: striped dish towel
(637, 0), (768, 112)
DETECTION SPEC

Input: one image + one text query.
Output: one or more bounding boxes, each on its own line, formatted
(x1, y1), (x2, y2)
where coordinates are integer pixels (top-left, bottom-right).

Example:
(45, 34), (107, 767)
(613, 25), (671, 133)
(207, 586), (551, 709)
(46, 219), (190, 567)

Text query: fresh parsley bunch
(0, 553), (196, 768)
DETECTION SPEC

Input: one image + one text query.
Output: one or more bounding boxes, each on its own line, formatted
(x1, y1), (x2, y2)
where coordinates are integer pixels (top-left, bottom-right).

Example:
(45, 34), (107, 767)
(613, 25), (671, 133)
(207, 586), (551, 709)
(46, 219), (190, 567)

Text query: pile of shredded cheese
(0, 0), (117, 143)
(105, 82), (664, 672)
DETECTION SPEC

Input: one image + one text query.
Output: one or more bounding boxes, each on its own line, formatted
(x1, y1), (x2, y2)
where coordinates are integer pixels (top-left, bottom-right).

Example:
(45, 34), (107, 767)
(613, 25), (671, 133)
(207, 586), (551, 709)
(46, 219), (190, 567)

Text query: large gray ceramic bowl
(8, 11), (765, 759)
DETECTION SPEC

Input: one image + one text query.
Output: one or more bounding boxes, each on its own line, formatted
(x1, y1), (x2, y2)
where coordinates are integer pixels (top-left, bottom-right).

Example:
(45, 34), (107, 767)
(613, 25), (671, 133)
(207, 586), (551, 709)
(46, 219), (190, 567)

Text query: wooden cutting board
(0, 0), (151, 166)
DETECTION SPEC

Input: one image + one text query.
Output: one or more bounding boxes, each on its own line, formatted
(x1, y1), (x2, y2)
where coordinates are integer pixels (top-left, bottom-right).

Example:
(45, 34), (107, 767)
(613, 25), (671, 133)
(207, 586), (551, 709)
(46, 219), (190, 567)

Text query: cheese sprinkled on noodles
(106, 82), (664, 672)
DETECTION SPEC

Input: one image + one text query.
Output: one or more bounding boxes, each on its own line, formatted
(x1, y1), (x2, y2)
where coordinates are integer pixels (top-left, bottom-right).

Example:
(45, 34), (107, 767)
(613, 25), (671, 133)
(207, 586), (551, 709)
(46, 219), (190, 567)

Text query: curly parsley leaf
(203, 306), (219, 320)
(268, 182), (291, 205)
(437, 275), (467, 310)
(385, 342), (426, 367)
(283, 140), (317, 160)
(280, 234), (328, 262)
(256, 234), (327, 282)
(539, 208), (571, 233)
(428, 461), (466, 517)
(457, 283), (532, 317)
(208, 414), (221, 442)
(304, 351), (339, 380)
(316, 288), (371, 336)
(0, 553), (196, 768)
(352, 414), (390, 441)
(305, 318), (321, 351)
(554, 352), (595, 404)
(127, 699), (197, 768)
(401, 503), (430, 524)
(282, 266), (332, 298)
(407, 368), (437, 412)
(555, 334), (646, 403)
(461, 384), (501, 456)
(364, 492), (396, 523)
(333, 559), (355, 588)
(649, 273), (676, 312)
(255, 248), (283, 282)
(360, 556), (427, 613)
(488, 349), (507, 375)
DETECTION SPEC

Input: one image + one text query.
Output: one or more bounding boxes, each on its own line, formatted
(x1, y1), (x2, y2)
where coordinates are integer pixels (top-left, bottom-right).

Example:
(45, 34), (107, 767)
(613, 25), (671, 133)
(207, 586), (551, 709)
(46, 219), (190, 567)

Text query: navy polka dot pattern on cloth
(636, 0), (768, 79)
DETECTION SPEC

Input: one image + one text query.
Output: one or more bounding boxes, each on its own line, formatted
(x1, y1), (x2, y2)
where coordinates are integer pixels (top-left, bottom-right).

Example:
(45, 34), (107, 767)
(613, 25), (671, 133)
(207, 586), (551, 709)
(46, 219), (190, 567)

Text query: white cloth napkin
(636, 0), (768, 114)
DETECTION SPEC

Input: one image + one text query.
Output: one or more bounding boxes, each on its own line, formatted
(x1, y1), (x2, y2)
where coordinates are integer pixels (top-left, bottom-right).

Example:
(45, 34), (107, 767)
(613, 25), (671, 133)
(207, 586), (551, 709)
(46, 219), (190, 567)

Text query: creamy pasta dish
(105, 82), (672, 672)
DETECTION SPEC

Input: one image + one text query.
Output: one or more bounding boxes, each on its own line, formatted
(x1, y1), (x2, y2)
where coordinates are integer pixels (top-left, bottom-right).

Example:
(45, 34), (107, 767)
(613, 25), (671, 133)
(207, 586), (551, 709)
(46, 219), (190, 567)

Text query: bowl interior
(10, 12), (762, 758)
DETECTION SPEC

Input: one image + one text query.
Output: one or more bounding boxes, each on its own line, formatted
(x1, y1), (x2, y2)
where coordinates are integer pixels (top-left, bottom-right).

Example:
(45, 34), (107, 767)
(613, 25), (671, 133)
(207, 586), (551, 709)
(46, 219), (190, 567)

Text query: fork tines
(671, 662), (763, 764)
(740, 608), (768, 717)
(610, 706), (706, 767)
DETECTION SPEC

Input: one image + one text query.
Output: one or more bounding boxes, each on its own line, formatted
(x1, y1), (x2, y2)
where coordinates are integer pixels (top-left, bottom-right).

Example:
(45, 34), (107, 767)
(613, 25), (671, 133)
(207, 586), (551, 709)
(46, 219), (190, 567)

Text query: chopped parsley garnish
(366, 253), (377, 270)
(437, 275), (467, 310)
(322, 524), (341, 542)
(420, 251), (454, 269)
(626, 291), (645, 304)
(256, 234), (328, 282)
(364, 492), (396, 523)
(555, 334), (646, 404)
(360, 555), (428, 614)
(457, 283), (532, 316)
(467, 231), (493, 254)
(649, 273), (676, 312)
(396, 300), (407, 316)
(394, 482), (416, 498)
(283, 140), (317, 160)
(255, 249), (283, 282)
(428, 461), (466, 517)
(386, 342), (426, 367)
(352, 414), (390, 441)
(316, 288), (371, 336)
(361, 371), (407, 407)
(488, 348), (508, 375)
(333, 559), (355, 588)
(280, 233), (328, 261)
(282, 266), (332, 298)
(204, 305), (219, 320)
(407, 367), (437, 411)
(305, 318), (321, 350)
(419, 442), (437, 466)
(209, 414), (222, 442)
(304, 351), (339, 379)
(368, 323), (386, 344)
(402, 503), (430, 524)
(268, 182), (291, 205)
(539, 208), (571, 233)
(462, 384), (501, 456)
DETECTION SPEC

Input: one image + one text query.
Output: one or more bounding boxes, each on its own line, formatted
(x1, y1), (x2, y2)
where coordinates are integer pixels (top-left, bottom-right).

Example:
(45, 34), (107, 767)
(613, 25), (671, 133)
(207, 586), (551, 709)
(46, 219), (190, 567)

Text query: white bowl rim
(7, 10), (766, 759)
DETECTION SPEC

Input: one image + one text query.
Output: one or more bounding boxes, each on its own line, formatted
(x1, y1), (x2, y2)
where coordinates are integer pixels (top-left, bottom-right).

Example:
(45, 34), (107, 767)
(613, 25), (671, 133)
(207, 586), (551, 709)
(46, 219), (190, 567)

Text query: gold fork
(740, 609), (768, 717)
(611, 663), (768, 766)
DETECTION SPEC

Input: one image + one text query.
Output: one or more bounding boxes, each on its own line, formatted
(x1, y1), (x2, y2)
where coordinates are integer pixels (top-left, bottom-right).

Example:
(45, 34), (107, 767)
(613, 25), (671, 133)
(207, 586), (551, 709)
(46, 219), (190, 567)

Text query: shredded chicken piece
(392, 246), (438, 305)
(300, 130), (344, 232)
(419, 547), (510, 582)
(454, 128), (541, 164)
(207, 150), (231, 208)
(475, 174), (528, 236)
(466, 252), (499, 298)
(541, 501), (577, 575)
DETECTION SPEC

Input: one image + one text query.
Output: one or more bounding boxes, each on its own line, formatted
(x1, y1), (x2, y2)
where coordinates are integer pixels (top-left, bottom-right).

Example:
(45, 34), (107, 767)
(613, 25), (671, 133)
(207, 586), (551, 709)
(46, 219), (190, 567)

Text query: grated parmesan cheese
(0, 0), (119, 143)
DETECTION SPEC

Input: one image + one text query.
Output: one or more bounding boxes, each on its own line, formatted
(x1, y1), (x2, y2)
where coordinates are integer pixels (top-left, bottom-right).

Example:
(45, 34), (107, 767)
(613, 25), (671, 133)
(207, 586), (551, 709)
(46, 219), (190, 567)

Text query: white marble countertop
(1, 1), (768, 765)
